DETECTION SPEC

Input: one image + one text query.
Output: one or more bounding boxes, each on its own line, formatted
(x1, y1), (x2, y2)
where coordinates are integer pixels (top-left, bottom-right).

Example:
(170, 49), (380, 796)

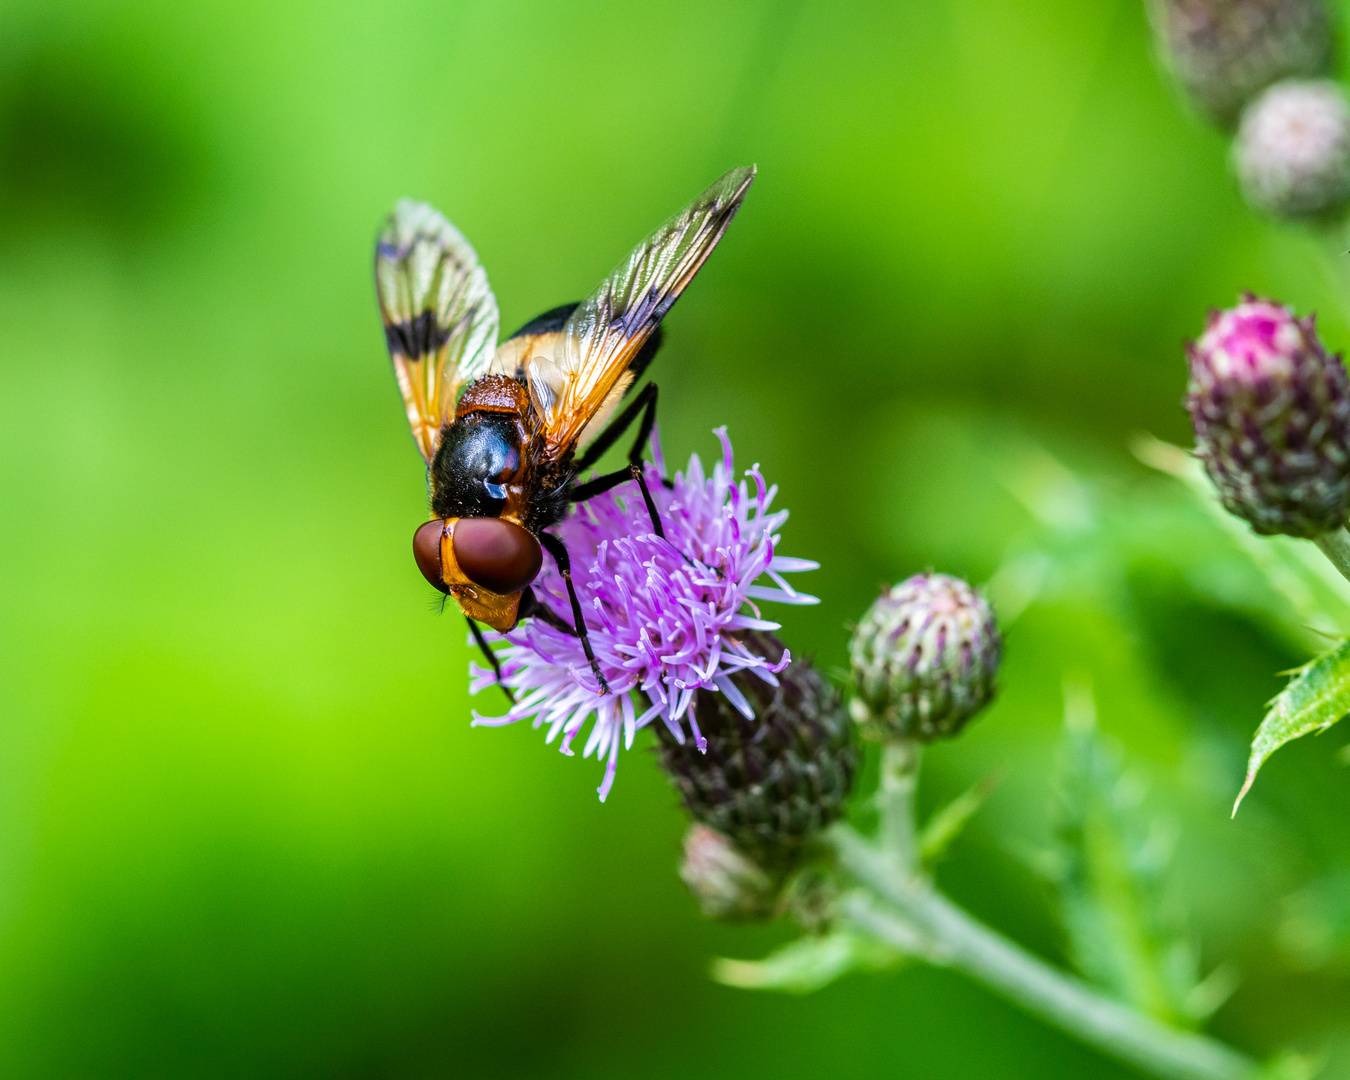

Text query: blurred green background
(3, 0), (1350, 1076)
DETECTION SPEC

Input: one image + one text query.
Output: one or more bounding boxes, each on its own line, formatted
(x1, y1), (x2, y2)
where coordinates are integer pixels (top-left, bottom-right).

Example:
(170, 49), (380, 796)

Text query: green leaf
(1133, 435), (1350, 650)
(1234, 638), (1350, 814)
(1277, 870), (1350, 972)
(919, 772), (1001, 864)
(710, 931), (903, 994)
(986, 434), (1350, 652)
(1046, 674), (1229, 1026)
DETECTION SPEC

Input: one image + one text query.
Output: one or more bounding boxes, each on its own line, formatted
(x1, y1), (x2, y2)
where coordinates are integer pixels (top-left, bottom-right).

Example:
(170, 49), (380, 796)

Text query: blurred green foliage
(4, 0), (1350, 1076)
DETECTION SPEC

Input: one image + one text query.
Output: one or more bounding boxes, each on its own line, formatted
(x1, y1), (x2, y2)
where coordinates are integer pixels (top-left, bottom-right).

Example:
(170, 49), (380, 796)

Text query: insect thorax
(429, 375), (571, 531)
(430, 412), (523, 520)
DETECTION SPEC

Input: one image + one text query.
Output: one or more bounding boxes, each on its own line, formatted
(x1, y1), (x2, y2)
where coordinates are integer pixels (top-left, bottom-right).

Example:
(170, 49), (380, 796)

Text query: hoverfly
(374, 166), (755, 695)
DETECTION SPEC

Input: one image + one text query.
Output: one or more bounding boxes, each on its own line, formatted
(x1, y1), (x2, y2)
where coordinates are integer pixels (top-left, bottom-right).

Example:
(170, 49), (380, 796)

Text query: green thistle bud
(1186, 294), (1350, 537)
(1235, 79), (1350, 218)
(1148, 0), (1332, 125)
(678, 824), (778, 921)
(849, 573), (1001, 743)
(655, 633), (855, 868)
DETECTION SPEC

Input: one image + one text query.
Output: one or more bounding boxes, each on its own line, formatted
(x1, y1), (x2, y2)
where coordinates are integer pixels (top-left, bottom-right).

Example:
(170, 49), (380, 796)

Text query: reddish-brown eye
(453, 518), (542, 595)
(413, 519), (448, 593)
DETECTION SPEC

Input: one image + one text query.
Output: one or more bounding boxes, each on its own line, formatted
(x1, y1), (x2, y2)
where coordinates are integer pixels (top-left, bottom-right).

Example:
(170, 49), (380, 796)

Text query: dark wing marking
(375, 199), (499, 462)
(526, 166), (755, 456)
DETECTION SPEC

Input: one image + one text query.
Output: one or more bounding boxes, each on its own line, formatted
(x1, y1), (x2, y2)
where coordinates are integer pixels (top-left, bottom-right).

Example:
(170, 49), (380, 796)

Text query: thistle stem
(1313, 226), (1350, 328)
(833, 829), (1263, 1080)
(877, 739), (922, 871)
(1314, 526), (1350, 584)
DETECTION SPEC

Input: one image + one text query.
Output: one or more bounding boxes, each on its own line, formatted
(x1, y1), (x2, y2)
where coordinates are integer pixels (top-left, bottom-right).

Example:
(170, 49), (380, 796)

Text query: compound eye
(452, 518), (543, 595)
(413, 519), (449, 593)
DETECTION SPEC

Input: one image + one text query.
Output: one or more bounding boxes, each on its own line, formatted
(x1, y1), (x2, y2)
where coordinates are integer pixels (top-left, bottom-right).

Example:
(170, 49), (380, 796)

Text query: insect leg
(518, 584), (578, 637)
(571, 464), (666, 540)
(569, 383), (666, 538)
(574, 382), (658, 472)
(538, 532), (611, 695)
(467, 617), (515, 707)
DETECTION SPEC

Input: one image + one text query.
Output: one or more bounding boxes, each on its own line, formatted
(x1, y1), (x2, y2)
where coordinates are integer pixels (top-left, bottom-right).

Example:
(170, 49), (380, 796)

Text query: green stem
(1312, 225), (1350, 328)
(1314, 527), (1350, 586)
(877, 739), (922, 871)
(833, 829), (1262, 1080)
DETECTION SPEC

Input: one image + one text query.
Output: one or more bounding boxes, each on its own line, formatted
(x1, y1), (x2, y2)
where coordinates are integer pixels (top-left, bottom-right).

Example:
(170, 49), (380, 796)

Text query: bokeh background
(2, 0), (1350, 1076)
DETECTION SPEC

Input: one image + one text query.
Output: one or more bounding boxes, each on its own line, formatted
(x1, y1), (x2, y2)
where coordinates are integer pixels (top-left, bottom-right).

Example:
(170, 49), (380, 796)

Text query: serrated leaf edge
(1233, 638), (1350, 815)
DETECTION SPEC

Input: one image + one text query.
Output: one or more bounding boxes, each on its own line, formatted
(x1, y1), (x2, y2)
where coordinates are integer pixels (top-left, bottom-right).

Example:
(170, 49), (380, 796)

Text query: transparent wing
(375, 199), (500, 461)
(526, 166), (755, 455)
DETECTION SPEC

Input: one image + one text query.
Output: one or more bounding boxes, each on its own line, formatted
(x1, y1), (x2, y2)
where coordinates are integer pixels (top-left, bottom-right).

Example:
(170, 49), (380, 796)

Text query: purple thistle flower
(469, 427), (819, 801)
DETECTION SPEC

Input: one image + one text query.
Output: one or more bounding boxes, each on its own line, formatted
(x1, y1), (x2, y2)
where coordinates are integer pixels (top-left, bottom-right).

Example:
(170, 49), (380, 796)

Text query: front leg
(519, 584), (578, 637)
(569, 382), (665, 538)
(537, 532), (610, 695)
(467, 617), (515, 707)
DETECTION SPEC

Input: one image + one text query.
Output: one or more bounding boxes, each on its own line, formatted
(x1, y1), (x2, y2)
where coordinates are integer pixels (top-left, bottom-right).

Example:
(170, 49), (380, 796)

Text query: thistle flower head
(1186, 294), (1350, 536)
(1149, 0), (1332, 124)
(656, 632), (856, 865)
(849, 573), (1002, 743)
(1235, 78), (1350, 218)
(470, 428), (819, 800)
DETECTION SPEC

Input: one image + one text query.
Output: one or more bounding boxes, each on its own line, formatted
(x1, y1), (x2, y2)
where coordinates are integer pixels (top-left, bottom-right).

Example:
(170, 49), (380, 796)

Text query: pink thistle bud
(1186, 294), (1350, 536)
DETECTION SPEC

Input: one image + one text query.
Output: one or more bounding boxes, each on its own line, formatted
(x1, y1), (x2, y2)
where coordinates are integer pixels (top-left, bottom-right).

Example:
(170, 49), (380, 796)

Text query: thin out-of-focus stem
(1314, 526), (1350, 584)
(833, 828), (1264, 1080)
(1298, 228), (1350, 592)
(877, 739), (922, 871)
(1313, 225), (1350, 327)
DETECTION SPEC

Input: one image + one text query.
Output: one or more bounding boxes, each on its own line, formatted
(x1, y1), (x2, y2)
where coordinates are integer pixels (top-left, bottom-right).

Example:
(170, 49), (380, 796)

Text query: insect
(374, 166), (755, 696)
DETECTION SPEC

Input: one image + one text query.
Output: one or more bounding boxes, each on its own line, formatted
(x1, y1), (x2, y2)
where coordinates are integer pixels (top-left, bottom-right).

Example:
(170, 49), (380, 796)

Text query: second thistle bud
(850, 573), (1001, 744)
(1235, 79), (1350, 218)
(1186, 295), (1350, 537)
